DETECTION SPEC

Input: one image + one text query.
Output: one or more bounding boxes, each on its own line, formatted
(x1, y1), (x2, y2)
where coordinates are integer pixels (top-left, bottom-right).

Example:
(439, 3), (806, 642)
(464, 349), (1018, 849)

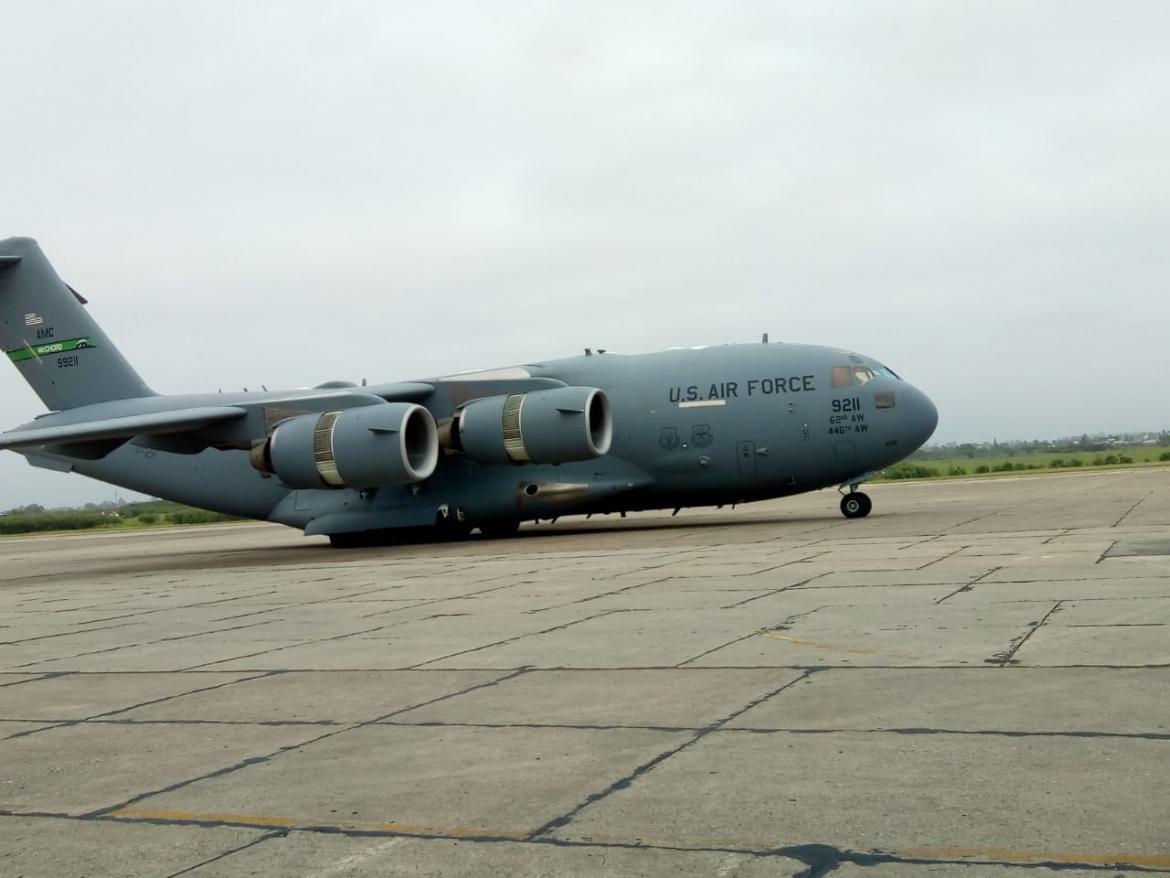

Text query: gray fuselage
(54, 342), (938, 535)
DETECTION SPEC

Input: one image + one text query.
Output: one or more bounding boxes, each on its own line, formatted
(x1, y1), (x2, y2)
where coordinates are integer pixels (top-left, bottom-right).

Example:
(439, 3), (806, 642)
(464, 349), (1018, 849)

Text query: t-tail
(0, 237), (154, 411)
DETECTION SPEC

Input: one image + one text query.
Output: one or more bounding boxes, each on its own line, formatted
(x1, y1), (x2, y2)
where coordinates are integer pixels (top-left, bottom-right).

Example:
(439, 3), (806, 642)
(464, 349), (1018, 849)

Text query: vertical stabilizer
(0, 237), (154, 410)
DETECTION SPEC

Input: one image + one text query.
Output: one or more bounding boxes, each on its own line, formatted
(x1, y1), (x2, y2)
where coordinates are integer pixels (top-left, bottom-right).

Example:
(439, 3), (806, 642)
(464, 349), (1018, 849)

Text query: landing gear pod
(259, 403), (439, 489)
(454, 387), (612, 464)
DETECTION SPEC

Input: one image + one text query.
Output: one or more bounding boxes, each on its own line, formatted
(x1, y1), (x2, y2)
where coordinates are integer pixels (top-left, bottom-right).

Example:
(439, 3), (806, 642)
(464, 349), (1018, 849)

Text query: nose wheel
(840, 492), (872, 519)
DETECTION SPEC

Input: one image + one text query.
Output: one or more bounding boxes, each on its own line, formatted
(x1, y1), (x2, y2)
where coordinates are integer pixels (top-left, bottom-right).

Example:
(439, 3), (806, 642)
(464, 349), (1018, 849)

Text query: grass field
(0, 500), (241, 537)
(877, 444), (1170, 481)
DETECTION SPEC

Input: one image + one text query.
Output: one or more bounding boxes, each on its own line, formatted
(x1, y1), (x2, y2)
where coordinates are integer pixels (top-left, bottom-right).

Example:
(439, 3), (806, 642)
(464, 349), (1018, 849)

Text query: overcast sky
(2, 1), (1168, 508)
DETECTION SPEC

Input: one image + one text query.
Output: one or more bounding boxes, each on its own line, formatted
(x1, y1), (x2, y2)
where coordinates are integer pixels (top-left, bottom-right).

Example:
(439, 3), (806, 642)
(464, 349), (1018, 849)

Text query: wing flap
(0, 406), (247, 451)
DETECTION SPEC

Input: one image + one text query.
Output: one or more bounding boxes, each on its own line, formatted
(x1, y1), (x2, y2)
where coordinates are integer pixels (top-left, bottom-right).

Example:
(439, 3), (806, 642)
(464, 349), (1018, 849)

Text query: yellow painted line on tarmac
(896, 846), (1170, 870)
(105, 809), (1170, 870)
(107, 807), (529, 840)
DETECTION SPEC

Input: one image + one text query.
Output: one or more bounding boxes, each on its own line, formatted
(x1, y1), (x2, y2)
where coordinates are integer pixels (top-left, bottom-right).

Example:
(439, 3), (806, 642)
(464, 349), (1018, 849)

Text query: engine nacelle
(257, 403), (439, 489)
(453, 386), (612, 465)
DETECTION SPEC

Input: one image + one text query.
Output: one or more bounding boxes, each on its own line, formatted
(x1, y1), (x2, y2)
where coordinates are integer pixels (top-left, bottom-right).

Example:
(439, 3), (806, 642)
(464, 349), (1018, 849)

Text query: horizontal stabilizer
(0, 254), (22, 267)
(0, 406), (247, 451)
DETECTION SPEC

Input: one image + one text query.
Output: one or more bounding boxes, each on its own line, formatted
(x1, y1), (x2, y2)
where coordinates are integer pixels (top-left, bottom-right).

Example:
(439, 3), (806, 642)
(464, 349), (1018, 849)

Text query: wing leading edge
(0, 376), (566, 458)
(0, 383), (440, 456)
(0, 406), (248, 451)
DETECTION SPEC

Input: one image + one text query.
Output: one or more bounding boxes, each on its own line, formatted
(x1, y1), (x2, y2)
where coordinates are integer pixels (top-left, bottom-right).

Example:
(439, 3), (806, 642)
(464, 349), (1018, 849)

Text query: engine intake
(256, 403), (438, 489)
(453, 386), (612, 464)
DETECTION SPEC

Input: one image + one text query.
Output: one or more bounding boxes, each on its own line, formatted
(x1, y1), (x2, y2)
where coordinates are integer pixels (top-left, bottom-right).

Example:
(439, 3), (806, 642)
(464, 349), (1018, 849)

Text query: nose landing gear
(840, 491), (872, 518)
(837, 475), (874, 519)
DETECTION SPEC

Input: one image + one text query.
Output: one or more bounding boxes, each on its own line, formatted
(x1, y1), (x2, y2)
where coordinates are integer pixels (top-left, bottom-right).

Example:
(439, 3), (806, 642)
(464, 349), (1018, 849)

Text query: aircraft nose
(903, 384), (938, 451)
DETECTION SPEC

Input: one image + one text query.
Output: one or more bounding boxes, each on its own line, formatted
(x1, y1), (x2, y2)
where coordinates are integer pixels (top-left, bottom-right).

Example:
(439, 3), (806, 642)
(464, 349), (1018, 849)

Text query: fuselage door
(736, 440), (757, 476)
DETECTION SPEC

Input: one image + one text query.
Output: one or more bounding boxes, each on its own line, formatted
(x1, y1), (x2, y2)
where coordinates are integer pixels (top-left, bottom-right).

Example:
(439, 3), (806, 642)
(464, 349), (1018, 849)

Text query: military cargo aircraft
(1, 237), (937, 546)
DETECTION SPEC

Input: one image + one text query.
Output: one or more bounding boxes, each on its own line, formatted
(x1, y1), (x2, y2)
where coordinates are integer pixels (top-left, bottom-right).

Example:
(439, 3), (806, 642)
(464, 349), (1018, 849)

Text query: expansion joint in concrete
(524, 669), (818, 840)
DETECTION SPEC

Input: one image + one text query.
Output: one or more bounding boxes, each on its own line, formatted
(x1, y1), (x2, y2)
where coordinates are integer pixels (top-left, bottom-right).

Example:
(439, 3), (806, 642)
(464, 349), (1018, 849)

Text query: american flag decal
(24, 313), (43, 326)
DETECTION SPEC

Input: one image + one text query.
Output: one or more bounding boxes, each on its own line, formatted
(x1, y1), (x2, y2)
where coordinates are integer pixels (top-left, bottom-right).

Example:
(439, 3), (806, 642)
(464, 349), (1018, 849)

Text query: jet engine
(253, 403), (439, 489)
(450, 386), (612, 464)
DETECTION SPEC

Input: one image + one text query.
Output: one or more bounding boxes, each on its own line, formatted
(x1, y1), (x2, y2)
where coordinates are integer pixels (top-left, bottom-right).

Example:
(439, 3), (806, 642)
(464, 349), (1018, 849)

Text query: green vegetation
(883, 463), (941, 480)
(875, 443), (1170, 483)
(0, 499), (240, 536)
(0, 509), (117, 535)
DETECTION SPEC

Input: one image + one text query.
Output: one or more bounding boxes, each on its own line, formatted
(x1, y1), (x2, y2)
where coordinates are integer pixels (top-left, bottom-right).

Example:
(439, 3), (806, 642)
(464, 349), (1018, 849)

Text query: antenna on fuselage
(761, 332), (769, 343)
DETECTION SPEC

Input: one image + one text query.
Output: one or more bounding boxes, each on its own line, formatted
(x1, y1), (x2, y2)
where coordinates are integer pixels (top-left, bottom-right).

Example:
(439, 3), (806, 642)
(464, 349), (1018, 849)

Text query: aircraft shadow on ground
(0, 513), (845, 583)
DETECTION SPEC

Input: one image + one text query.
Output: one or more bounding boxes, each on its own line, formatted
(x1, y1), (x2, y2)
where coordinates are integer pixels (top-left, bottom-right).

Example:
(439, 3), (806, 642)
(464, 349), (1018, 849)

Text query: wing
(0, 406), (247, 451)
(0, 376), (564, 460)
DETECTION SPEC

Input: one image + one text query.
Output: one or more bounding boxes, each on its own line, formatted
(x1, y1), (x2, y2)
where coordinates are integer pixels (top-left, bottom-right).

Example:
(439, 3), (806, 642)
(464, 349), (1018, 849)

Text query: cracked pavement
(1, 468), (1169, 876)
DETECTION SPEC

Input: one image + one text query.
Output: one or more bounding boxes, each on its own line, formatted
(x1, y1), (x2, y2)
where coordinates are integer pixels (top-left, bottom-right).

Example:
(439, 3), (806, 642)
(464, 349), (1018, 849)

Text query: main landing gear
(478, 519), (520, 539)
(839, 491), (872, 519)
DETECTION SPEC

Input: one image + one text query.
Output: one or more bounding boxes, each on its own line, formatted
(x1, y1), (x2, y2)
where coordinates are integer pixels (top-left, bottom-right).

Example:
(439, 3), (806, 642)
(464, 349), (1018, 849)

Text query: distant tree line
(913, 431), (1170, 461)
(882, 449), (1170, 481)
(0, 499), (239, 535)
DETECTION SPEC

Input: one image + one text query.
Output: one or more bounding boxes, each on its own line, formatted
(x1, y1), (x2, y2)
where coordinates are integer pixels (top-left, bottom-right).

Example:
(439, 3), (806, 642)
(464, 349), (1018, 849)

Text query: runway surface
(1, 469), (1168, 876)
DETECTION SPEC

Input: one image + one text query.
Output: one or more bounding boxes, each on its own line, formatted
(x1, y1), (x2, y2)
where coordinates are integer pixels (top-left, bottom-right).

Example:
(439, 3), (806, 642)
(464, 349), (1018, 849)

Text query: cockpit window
(835, 363), (897, 386)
